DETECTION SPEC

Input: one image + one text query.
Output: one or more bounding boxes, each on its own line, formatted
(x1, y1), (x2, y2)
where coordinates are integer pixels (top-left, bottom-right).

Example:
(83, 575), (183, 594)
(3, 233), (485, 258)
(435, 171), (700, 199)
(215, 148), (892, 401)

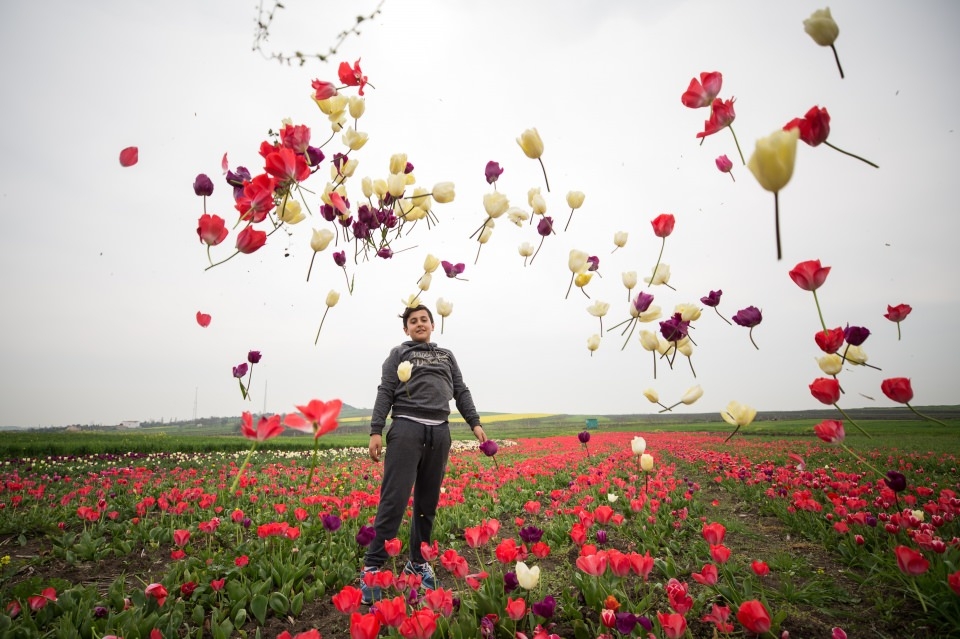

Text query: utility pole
(194, 387), (198, 427)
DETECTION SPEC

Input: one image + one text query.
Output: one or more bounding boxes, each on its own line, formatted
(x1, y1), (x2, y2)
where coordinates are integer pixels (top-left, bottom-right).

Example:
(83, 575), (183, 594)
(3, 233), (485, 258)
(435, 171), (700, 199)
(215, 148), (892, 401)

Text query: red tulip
(784, 106), (831, 146)
(119, 146), (139, 167)
(736, 599), (771, 634)
(332, 585), (363, 614)
(715, 154), (735, 181)
(285, 399), (343, 438)
(809, 377), (841, 405)
(651, 213), (676, 238)
(576, 552), (608, 577)
(312, 79), (337, 101)
(948, 570), (960, 596)
(210, 578), (225, 592)
(197, 214), (229, 246)
(422, 588), (454, 617)
(894, 545), (929, 576)
(751, 560), (770, 577)
(350, 611), (382, 639)
(239, 412), (284, 442)
(696, 98), (737, 138)
(702, 522), (726, 545)
(692, 563), (718, 585)
(338, 58), (370, 96)
(680, 71), (722, 108)
(884, 303), (912, 322)
(881, 378), (913, 404)
(789, 259), (831, 291)
(384, 538), (402, 557)
(173, 529), (190, 547)
(398, 609), (438, 639)
(195, 311), (212, 327)
(506, 596), (527, 621)
(374, 596), (407, 628)
(235, 225), (266, 254)
(814, 419), (845, 443)
(657, 611), (688, 639)
(709, 544), (731, 564)
(145, 583), (167, 607)
(815, 327), (845, 354)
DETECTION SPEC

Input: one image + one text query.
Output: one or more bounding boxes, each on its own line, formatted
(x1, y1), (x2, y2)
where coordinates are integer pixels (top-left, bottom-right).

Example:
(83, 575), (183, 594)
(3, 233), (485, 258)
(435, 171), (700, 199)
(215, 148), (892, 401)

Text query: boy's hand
(369, 434), (383, 461)
(473, 425), (487, 443)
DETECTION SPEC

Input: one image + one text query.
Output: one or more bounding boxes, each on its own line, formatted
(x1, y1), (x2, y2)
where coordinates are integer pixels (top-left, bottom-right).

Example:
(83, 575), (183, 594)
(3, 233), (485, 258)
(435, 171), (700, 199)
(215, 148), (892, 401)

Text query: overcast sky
(2, 1), (958, 428)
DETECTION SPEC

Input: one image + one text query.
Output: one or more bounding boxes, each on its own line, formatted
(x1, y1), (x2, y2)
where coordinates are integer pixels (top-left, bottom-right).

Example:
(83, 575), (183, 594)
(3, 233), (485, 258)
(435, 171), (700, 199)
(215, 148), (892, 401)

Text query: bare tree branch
(252, 0), (386, 67)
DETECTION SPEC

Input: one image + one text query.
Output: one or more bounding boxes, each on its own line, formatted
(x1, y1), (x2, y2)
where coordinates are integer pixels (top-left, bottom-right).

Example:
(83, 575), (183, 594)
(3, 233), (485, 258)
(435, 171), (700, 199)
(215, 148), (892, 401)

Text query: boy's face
(403, 309), (435, 343)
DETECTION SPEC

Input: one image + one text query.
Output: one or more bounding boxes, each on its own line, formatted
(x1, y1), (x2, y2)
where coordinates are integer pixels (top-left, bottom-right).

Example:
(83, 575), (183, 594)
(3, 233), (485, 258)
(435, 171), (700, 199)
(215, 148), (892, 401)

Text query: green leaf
(290, 592), (304, 616)
(268, 591), (289, 615)
(234, 608), (248, 627)
(191, 603), (206, 625)
(250, 594), (268, 625)
(574, 620), (591, 639)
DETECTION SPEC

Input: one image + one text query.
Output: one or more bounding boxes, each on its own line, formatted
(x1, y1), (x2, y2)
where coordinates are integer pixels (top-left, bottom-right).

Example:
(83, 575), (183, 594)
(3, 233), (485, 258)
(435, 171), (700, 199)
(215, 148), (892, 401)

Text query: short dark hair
(401, 305), (434, 327)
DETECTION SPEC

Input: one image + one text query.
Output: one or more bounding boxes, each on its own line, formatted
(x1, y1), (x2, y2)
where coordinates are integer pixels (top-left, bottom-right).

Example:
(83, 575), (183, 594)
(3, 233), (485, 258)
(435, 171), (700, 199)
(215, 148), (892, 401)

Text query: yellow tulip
(587, 301), (609, 318)
(515, 561), (540, 589)
(644, 263), (671, 286)
(373, 179), (389, 200)
(418, 273), (432, 292)
(310, 228), (334, 252)
(643, 388), (659, 403)
(803, 8), (839, 46)
(568, 250), (589, 274)
(361, 177), (374, 199)
(389, 153), (408, 175)
(483, 192), (510, 218)
(845, 345), (868, 365)
(631, 436), (647, 455)
(397, 361), (412, 383)
(387, 173), (406, 198)
(518, 242), (535, 258)
(574, 272), (593, 288)
(638, 306), (662, 323)
(348, 96), (365, 119)
(436, 298), (453, 317)
(587, 334), (601, 354)
(613, 231), (628, 249)
(747, 128), (799, 194)
(817, 354), (843, 375)
(622, 271), (637, 291)
(566, 191), (585, 209)
(432, 182), (455, 204)
(721, 401), (757, 427)
(410, 187), (432, 213)
(639, 330), (659, 352)
(341, 127), (368, 151)
(640, 453), (655, 472)
(507, 207), (529, 226)
(674, 303), (701, 322)
(423, 254), (441, 273)
(279, 199), (304, 224)
(681, 385), (703, 405)
(531, 192), (547, 216)
(325, 290), (340, 308)
(516, 128), (544, 159)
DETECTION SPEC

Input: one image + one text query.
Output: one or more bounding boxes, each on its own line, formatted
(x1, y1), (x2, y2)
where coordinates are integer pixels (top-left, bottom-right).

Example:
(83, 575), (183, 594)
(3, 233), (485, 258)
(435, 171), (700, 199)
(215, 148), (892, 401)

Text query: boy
(360, 304), (487, 604)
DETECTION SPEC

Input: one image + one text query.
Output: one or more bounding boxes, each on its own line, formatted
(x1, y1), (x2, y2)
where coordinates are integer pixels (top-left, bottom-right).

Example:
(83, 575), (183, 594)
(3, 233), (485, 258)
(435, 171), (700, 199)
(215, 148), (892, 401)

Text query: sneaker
(404, 560), (437, 591)
(359, 566), (381, 605)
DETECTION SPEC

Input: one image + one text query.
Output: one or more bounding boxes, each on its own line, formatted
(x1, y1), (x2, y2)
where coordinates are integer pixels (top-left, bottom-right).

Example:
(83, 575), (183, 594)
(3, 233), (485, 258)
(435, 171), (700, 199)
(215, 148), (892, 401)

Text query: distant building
(119, 420), (140, 429)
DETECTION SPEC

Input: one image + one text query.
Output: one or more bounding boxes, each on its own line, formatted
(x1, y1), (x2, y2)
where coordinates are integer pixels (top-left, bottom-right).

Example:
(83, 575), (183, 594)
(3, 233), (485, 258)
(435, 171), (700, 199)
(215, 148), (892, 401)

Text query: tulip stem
(530, 237), (545, 265)
(830, 44), (845, 80)
(773, 191), (782, 260)
(314, 307), (330, 345)
(538, 158), (550, 192)
(713, 307), (732, 325)
(564, 208), (575, 232)
(728, 125), (745, 165)
(647, 238), (666, 288)
(565, 273), (575, 299)
(651, 350), (657, 380)
(306, 251), (317, 282)
(823, 141), (878, 169)
(910, 577), (928, 613)
(621, 320), (637, 351)
(896, 322), (902, 341)
(747, 327), (759, 350)
(905, 403), (949, 428)
(230, 444), (259, 494)
(205, 250), (241, 271)
(811, 290), (828, 333)
(833, 404), (872, 438)
(723, 425), (741, 443)
(838, 442), (884, 479)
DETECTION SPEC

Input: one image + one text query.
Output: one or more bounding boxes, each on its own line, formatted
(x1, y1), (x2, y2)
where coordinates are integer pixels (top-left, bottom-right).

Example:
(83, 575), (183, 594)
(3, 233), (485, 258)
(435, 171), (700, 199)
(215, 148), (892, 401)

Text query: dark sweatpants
(364, 417), (451, 568)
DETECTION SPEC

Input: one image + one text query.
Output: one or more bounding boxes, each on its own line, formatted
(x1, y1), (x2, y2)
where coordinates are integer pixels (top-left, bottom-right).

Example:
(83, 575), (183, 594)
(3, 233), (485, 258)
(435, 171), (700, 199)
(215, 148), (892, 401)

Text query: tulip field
(1, 421), (959, 639)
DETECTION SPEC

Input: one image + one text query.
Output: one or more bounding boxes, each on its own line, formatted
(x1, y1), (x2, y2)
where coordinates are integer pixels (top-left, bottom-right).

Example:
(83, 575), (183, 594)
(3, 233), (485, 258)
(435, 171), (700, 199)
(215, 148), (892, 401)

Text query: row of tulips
(2, 428), (958, 637)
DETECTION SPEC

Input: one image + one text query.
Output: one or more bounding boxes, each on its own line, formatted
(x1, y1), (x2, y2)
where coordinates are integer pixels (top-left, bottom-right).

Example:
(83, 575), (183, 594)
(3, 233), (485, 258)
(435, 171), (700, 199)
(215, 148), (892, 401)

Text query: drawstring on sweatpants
(423, 423), (434, 449)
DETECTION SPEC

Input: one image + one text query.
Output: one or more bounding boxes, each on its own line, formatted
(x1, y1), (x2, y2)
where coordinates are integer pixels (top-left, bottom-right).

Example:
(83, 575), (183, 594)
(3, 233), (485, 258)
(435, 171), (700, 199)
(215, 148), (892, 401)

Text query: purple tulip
(843, 324), (871, 346)
(193, 173), (214, 197)
(355, 525), (376, 547)
(321, 513), (342, 532)
(536, 216), (554, 237)
(636, 616), (653, 631)
(659, 313), (690, 342)
(615, 612), (638, 635)
(484, 161), (503, 184)
(404, 162), (415, 175)
(531, 595), (556, 619)
(519, 526), (544, 544)
(732, 306), (763, 327)
(232, 363), (248, 379)
(633, 291), (654, 314)
(595, 529), (608, 544)
(377, 247), (394, 259)
(306, 146), (325, 166)
(94, 606), (109, 619)
(577, 431), (591, 444)
(441, 261), (466, 278)
(226, 166), (251, 200)
(479, 440), (498, 457)
(700, 289), (722, 307)
(884, 470), (907, 492)
(247, 350), (262, 364)
(503, 571), (519, 593)
(333, 251), (347, 267)
(587, 255), (600, 272)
